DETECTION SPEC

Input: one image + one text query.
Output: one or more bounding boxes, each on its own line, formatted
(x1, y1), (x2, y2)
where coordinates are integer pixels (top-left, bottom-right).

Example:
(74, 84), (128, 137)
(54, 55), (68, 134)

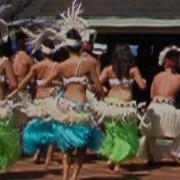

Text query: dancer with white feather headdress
(38, 1), (104, 179)
(139, 45), (180, 164)
(8, 28), (65, 166)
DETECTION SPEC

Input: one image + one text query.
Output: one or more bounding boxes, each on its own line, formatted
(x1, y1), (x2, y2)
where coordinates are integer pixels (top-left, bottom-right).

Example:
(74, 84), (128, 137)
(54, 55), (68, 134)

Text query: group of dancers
(0, 0), (180, 180)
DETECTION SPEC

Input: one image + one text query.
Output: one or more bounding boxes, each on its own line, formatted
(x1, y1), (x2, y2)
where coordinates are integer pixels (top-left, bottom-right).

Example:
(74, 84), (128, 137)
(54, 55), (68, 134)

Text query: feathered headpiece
(0, 19), (8, 42)
(158, 45), (180, 66)
(23, 27), (59, 55)
(57, 0), (96, 43)
(0, 4), (12, 42)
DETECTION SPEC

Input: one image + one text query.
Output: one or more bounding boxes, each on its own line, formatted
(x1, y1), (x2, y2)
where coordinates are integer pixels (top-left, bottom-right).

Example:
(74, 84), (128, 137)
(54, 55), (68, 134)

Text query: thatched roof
(3, 0), (180, 20)
(2, 0), (180, 34)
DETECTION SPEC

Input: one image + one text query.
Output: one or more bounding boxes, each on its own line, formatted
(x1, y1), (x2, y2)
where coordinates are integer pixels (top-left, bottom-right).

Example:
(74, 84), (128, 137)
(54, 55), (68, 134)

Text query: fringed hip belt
(12, 91), (33, 107)
(152, 96), (175, 105)
(0, 100), (14, 119)
(21, 96), (92, 124)
(90, 97), (138, 124)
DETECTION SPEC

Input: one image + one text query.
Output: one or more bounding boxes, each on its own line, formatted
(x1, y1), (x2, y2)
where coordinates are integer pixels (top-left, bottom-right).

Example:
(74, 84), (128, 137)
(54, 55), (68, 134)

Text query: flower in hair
(159, 45), (180, 66)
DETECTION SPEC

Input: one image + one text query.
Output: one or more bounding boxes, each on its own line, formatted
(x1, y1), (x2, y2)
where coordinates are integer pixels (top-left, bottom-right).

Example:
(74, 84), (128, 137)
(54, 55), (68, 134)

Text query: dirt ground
(0, 153), (180, 180)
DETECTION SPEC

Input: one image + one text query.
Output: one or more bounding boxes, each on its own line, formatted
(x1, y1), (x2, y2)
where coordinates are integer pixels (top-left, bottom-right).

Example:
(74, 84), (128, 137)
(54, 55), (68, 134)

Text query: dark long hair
(41, 37), (55, 60)
(164, 49), (180, 73)
(111, 44), (134, 80)
(52, 47), (69, 62)
(0, 38), (12, 58)
(66, 28), (82, 54)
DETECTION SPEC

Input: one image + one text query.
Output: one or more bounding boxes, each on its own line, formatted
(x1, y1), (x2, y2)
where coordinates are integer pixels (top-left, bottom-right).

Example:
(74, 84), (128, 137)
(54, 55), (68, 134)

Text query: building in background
(2, 0), (180, 103)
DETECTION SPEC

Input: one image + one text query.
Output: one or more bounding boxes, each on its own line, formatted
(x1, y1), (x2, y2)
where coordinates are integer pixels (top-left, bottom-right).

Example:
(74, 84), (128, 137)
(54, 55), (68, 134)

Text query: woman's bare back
(101, 66), (133, 101)
(59, 56), (98, 103)
(0, 58), (17, 99)
(12, 51), (33, 82)
(34, 59), (57, 99)
(151, 71), (180, 99)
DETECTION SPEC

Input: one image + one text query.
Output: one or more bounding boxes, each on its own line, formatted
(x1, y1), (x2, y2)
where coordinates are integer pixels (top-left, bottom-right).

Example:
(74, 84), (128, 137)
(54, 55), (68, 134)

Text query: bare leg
(71, 148), (86, 180)
(171, 154), (180, 164)
(107, 160), (115, 170)
(171, 137), (180, 164)
(62, 151), (71, 180)
(32, 148), (41, 164)
(45, 144), (54, 169)
(146, 136), (157, 165)
(114, 164), (123, 172)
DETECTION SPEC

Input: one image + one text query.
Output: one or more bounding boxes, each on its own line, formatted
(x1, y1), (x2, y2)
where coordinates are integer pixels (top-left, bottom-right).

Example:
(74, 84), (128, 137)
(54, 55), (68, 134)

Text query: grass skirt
(22, 92), (104, 154)
(23, 118), (103, 154)
(0, 119), (20, 169)
(99, 117), (139, 163)
(12, 91), (32, 131)
(53, 122), (103, 152)
(141, 102), (179, 138)
(22, 118), (56, 155)
(22, 91), (104, 154)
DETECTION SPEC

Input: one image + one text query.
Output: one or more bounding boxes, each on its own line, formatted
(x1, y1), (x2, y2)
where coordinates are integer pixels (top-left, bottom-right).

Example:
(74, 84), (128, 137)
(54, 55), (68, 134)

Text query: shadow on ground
(81, 174), (143, 180)
(0, 169), (62, 179)
(123, 161), (179, 171)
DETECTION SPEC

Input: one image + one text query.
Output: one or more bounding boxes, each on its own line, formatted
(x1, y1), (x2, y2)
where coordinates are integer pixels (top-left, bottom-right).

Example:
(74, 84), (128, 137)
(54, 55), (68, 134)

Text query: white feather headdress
(158, 45), (180, 66)
(0, 4), (12, 42)
(24, 28), (59, 54)
(57, 0), (96, 43)
(0, 19), (8, 41)
(0, 4), (13, 42)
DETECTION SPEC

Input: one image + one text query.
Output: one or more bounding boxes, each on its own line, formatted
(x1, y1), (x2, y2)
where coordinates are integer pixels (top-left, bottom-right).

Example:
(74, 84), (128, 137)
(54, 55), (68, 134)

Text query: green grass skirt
(0, 119), (20, 169)
(99, 117), (139, 163)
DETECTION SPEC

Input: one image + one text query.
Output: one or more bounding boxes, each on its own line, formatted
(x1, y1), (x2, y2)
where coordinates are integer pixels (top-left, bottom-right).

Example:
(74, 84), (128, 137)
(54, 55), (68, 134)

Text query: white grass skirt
(141, 102), (180, 138)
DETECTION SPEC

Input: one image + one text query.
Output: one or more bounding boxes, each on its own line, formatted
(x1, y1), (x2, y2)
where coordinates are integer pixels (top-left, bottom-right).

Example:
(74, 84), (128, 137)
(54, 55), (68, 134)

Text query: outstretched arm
(41, 64), (61, 87)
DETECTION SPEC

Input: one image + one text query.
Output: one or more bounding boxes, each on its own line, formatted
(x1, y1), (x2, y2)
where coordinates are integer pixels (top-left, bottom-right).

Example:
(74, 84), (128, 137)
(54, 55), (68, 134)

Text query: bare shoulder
(16, 50), (26, 56)
(84, 57), (97, 68)
(16, 51), (29, 59)
(155, 71), (165, 78)
(30, 63), (38, 72)
(176, 74), (180, 81)
(85, 53), (97, 62)
(80, 54), (101, 73)
(153, 72), (164, 82)
(81, 52), (92, 59)
(104, 65), (112, 72)
(101, 65), (112, 76)
(3, 59), (12, 69)
(3, 58), (10, 65)
(18, 51), (33, 64)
